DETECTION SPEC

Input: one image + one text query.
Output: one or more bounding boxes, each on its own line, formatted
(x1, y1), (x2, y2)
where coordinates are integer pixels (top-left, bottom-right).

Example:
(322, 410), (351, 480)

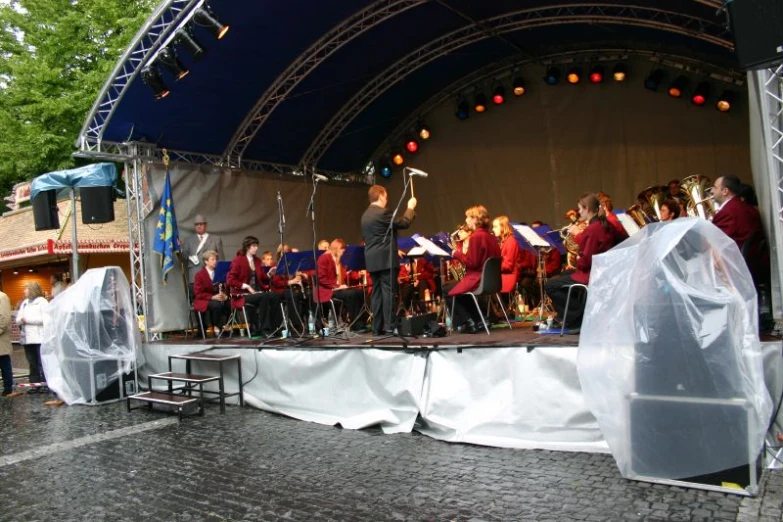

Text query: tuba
(636, 185), (668, 221)
(680, 174), (717, 220)
(559, 209), (586, 269)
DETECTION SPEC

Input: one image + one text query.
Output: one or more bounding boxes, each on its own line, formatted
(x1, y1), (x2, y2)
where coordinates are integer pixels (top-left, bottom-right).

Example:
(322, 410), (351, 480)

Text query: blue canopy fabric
(88, 0), (738, 172)
(31, 163), (117, 201)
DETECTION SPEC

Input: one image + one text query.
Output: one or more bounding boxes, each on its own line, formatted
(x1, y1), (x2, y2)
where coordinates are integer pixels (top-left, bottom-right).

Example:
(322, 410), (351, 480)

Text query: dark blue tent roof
(80, 0), (739, 173)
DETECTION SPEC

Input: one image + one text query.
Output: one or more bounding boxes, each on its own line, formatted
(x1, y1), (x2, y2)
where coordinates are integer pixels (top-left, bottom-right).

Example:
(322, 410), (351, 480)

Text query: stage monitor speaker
(399, 312), (438, 336)
(80, 186), (115, 224)
(729, 0), (783, 70)
(32, 189), (59, 231)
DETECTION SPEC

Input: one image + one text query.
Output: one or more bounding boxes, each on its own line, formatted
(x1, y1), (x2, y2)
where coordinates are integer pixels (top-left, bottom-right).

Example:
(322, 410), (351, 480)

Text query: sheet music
(406, 246), (427, 257)
(615, 213), (641, 236)
(412, 234), (450, 256)
(513, 224), (550, 248)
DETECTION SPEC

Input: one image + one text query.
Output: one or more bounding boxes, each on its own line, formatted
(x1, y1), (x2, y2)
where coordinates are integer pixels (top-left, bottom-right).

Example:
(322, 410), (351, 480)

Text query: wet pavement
(1, 344), (782, 521)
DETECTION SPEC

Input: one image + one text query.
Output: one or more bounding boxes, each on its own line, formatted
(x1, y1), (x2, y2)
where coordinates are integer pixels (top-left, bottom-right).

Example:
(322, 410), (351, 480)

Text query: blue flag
(152, 171), (180, 284)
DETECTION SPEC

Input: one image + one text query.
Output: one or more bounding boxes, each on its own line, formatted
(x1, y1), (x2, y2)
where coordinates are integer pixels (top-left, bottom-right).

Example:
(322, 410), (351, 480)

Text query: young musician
(193, 250), (230, 336)
(315, 239), (364, 330)
(227, 236), (283, 336)
(544, 193), (617, 331)
(360, 185), (417, 336)
(446, 205), (501, 333)
(492, 216), (521, 294)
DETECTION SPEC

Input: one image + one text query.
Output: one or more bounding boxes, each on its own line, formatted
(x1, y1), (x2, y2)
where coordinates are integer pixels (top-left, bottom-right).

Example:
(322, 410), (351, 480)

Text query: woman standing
(17, 282), (49, 386)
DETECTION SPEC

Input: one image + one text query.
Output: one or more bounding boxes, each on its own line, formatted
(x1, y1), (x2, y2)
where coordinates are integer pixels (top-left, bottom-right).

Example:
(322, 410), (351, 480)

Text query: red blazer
(712, 197), (762, 249)
(226, 252), (271, 308)
(499, 236), (521, 293)
(193, 267), (221, 313)
(572, 218), (616, 285)
(545, 248), (562, 277)
(448, 227), (502, 296)
(606, 211), (629, 243)
(315, 251), (348, 303)
(414, 258), (436, 293)
(517, 248), (537, 276)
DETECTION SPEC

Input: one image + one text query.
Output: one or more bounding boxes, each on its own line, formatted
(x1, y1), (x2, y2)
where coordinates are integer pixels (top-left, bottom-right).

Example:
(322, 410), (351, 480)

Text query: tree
(0, 0), (155, 196)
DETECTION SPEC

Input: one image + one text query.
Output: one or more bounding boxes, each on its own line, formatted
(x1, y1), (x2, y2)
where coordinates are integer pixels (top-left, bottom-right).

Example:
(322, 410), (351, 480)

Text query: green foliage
(0, 0), (155, 195)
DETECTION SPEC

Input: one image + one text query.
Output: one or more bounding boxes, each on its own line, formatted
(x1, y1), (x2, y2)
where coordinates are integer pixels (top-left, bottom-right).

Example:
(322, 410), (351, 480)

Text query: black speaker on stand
(32, 189), (59, 231)
(729, 0), (783, 70)
(80, 186), (115, 224)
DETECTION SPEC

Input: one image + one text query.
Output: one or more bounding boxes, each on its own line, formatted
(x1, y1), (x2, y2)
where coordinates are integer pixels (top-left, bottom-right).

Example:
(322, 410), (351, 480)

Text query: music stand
(411, 234), (451, 326)
(513, 224), (555, 322)
(341, 245), (372, 330)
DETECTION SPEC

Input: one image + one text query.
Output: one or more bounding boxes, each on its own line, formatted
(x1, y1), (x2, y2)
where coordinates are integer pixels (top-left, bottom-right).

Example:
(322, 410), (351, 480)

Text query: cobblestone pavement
(0, 391), (782, 521)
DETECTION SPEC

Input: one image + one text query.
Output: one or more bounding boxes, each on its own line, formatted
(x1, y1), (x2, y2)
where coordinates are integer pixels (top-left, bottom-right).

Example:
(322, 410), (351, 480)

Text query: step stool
(127, 391), (203, 419)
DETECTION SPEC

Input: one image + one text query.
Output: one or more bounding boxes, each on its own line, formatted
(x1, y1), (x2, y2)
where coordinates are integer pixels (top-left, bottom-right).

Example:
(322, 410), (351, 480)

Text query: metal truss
(759, 65), (783, 320)
(76, 0), (204, 150)
(374, 47), (744, 163)
(75, 139), (358, 181)
(301, 3), (734, 168)
(222, 0), (425, 167)
(126, 146), (154, 342)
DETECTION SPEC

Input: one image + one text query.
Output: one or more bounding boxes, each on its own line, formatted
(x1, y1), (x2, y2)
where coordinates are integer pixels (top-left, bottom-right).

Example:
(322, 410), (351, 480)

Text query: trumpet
(450, 224), (468, 241)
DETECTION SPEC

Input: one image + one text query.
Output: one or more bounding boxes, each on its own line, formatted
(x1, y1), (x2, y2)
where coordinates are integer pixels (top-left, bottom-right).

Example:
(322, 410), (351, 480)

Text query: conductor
(361, 185), (417, 336)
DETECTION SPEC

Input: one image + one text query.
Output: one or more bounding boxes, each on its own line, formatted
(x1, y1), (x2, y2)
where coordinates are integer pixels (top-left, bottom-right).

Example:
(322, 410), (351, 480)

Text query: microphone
(313, 173), (328, 182)
(406, 167), (429, 178)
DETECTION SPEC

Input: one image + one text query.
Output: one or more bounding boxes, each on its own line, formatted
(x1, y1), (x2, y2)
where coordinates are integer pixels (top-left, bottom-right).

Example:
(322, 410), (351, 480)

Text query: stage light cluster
(140, 5), (229, 100)
(645, 68), (735, 111)
(378, 121), (433, 177)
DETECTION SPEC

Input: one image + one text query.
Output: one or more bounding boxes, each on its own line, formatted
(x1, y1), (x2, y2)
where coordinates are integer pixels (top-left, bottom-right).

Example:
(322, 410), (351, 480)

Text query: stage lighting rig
(474, 93), (487, 113)
(455, 99), (470, 120)
(716, 91), (735, 112)
(512, 77), (526, 96)
(392, 153), (404, 166)
(194, 7), (230, 40)
(492, 85), (505, 105)
(589, 65), (604, 84)
(691, 82), (710, 106)
(668, 76), (688, 98)
(545, 67), (560, 85)
(175, 27), (208, 61)
(567, 67), (581, 84)
(141, 66), (171, 99)
(379, 162), (392, 178)
(405, 138), (419, 153)
(417, 123), (431, 140)
(612, 63), (627, 82)
(644, 69), (665, 91)
(157, 46), (189, 80)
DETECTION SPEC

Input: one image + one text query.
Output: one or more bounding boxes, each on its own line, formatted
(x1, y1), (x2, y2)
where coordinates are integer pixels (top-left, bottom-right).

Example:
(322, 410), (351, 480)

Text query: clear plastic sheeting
(41, 267), (141, 405)
(578, 218), (772, 481)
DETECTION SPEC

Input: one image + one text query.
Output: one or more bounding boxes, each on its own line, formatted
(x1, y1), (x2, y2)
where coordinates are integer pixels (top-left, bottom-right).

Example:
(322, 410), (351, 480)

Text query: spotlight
(157, 46), (189, 80)
(474, 93), (487, 113)
(455, 100), (470, 120)
(612, 63), (627, 82)
(512, 77), (526, 96)
(667, 76), (688, 98)
(392, 153), (404, 166)
(644, 69), (665, 91)
(545, 66), (560, 85)
(28, 268), (34, 273)
(193, 7), (230, 40)
(406, 139), (419, 153)
(692, 82), (710, 106)
(175, 28), (207, 61)
(12, 270), (18, 275)
(417, 123), (431, 140)
(716, 90), (736, 112)
(492, 85), (505, 105)
(379, 163), (392, 178)
(566, 67), (581, 84)
(140, 66), (170, 99)
(589, 65), (604, 84)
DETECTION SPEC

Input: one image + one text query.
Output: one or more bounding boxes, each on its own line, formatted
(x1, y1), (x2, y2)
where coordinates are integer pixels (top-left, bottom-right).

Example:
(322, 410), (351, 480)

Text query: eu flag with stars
(152, 171), (180, 284)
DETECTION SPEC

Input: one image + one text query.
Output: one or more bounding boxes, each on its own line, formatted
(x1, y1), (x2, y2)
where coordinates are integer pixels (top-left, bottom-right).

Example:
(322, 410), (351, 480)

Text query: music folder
(213, 261), (232, 283)
(279, 251), (317, 275)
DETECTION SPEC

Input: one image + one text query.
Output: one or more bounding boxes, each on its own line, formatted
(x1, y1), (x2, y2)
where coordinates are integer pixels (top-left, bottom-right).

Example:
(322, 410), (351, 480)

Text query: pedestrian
(0, 290), (14, 397)
(16, 282), (49, 389)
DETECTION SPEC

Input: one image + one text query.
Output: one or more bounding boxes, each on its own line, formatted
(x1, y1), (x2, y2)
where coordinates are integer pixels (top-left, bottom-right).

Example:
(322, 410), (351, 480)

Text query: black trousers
(370, 269), (399, 334)
(281, 287), (307, 329)
(333, 288), (365, 329)
(24, 343), (44, 383)
(544, 270), (585, 328)
(1, 354), (13, 393)
(244, 292), (283, 334)
(204, 300), (230, 331)
(443, 283), (482, 327)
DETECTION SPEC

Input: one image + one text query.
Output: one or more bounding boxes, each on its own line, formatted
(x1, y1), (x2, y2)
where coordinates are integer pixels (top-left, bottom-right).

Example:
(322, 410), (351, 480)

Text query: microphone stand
(296, 168), (326, 345)
(366, 169), (414, 346)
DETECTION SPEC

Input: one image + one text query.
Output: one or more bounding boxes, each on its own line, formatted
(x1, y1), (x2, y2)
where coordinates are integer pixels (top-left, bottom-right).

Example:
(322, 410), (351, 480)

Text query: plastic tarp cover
(30, 163), (117, 200)
(41, 267), (142, 405)
(577, 218), (772, 480)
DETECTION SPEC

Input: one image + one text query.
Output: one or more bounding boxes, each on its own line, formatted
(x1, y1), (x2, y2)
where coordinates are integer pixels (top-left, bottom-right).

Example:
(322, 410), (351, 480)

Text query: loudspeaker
(32, 189), (59, 231)
(80, 186), (115, 224)
(399, 312), (437, 336)
(729, 0), (783, 70)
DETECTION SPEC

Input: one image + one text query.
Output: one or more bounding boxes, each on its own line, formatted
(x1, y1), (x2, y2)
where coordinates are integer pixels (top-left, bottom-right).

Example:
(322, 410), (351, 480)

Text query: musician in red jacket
(193, 250), (230, 336)
(545, 193), (617, 331)
(492, 216), (521, 294)
(446, 205), (502, 333)
(315, 239), (364, 330)
(227, 236), (283, 336)
(711, 174), (768, 284)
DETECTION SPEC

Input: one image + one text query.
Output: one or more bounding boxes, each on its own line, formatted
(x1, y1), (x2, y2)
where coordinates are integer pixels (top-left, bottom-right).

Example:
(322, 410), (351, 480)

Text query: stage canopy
(77, 0), (741, 176)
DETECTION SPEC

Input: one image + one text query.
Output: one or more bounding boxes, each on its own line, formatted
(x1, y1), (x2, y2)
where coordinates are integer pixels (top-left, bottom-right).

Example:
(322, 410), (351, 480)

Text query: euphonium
(680, 174), (717, 219)
(559, 209), (586, 269)
(448, 224), (470, 281)
(637, 185), (668, 221)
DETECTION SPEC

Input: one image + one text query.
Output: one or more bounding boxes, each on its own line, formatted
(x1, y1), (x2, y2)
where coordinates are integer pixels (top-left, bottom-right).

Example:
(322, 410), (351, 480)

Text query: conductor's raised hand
(407, 197), (418, 210)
